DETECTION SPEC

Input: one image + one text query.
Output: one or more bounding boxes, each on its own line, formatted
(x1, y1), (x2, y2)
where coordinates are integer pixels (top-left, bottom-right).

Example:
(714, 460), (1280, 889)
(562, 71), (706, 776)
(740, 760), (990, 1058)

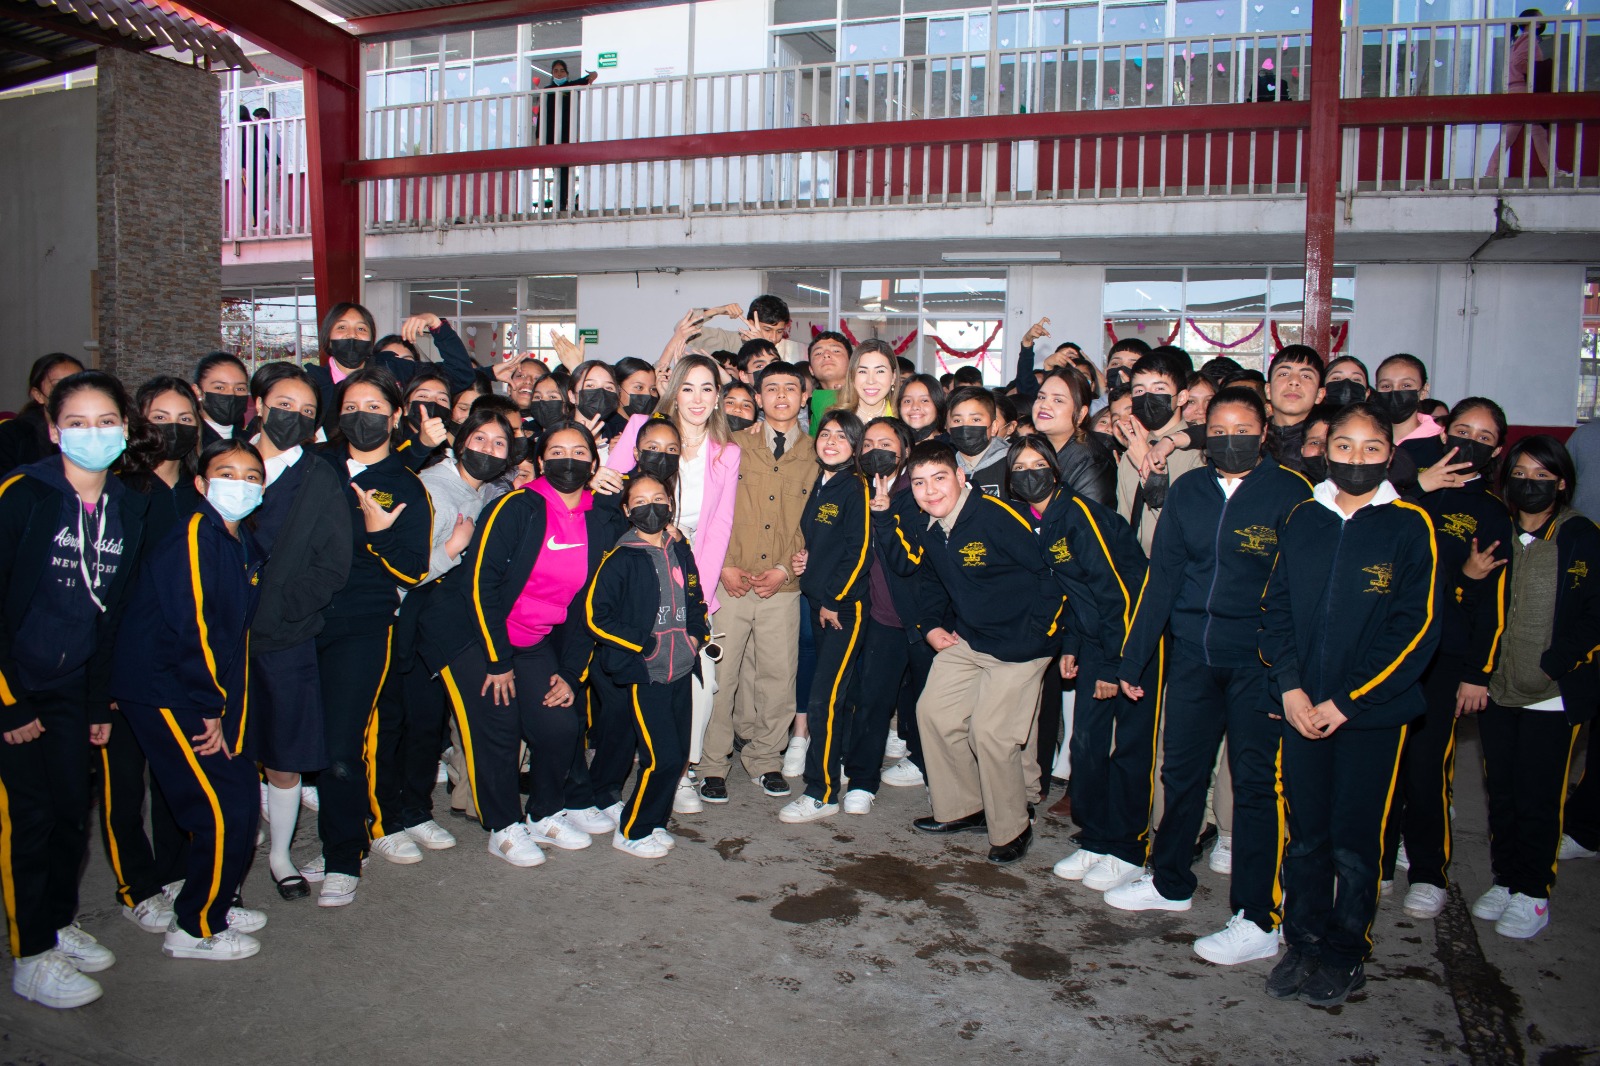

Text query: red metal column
(304, 59), (363, 339)
(1301, 0), (1343, 355)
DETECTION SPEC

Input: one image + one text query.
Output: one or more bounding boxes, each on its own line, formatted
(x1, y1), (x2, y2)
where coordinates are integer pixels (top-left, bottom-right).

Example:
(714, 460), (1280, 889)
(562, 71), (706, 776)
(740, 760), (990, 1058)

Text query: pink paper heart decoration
(1263, 58), (1275, 70)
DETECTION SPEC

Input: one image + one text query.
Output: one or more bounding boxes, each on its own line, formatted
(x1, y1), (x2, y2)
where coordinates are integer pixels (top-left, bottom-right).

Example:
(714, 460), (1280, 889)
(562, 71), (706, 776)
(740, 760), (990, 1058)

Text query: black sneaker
(753, 772), (791, 797)
(1193, 822), (1219, 866)
(700, 777), (729, 804)
(1298, 960), (1365, 1008)
(1265, 946), (1320, 1000)
(732, 734), (749, 753)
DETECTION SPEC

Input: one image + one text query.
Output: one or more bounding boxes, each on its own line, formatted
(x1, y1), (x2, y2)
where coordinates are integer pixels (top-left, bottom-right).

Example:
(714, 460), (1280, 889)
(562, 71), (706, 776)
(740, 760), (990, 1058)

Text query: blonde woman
(830, 340), (898, 424)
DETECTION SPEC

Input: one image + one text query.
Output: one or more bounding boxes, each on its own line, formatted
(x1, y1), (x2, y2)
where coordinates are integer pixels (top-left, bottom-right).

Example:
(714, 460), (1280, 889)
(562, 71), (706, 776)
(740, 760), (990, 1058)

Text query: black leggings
(315, 623), (393, 877)
(374, 652), (450, 832)
(1480, 701), (1582, 900)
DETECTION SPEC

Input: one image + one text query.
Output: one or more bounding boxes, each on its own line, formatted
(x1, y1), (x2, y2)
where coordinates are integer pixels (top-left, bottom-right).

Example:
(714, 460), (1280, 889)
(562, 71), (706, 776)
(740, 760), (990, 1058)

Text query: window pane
(525, 276), (577, 312)
(775, 0), (839, 24)
(473, 27), (517, 58)
(474, 60), (516, 95)
(842, 19), (901, 60)
(1186, 268), (1268, 316)
(1104, 268), (1183, 315)
(845, 0), (900, 19)
(385, 70), (429, 106)
(1103, 3), (1166, 42)
(905, 0), (969, 12)
(528, 18), (582, 51)
(841, 271), (922, 315)
(457, 278), (519, 317)
(444, 33), (470, 62)
(393, 36), (438, 64)
(767, 270), (832, 313)
(442, 64), (473, 100)
(919, 273), (1007, 316)
(1247, 0), (1311, 32)
(1177, 0), (1240, 36)
(410, 281), (460, 316)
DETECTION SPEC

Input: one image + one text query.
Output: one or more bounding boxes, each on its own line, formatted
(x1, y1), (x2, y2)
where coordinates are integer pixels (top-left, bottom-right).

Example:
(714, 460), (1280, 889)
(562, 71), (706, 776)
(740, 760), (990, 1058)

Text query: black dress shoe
(1298, 960), (1366, 1007)
(987, 826), (1032, 864)
(753, 771), (791, 797)
(1265, 945), (1320, 1000)
(732, 734), (749, 752)
(913, 812), (987, 834)
(700, 776), (729, 803)
(272, 873), (310, 901)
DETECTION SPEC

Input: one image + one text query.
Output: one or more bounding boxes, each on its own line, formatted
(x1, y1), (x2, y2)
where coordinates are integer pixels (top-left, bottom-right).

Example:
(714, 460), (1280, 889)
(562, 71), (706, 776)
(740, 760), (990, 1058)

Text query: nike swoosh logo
(546, 537), (582, 551)
(1535, 903), (1549, 916)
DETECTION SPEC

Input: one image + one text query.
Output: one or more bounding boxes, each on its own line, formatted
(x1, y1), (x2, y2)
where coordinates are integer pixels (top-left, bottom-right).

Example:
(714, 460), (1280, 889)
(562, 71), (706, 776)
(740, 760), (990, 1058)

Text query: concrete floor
(2, 721), (1596, 1066)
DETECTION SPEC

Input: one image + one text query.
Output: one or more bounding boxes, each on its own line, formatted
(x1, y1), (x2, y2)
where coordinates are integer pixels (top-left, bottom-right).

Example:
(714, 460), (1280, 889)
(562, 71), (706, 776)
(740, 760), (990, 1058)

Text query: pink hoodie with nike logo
(505, 477), (592, 647)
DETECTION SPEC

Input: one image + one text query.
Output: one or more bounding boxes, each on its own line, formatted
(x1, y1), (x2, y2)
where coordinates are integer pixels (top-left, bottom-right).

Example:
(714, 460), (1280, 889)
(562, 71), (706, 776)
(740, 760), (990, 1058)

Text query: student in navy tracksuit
(1260, 402), (1439, 1008)
(303, 303), (479, 436)
(1470, 435), (1600, 941)
(880, 441), (1064, 864)
(585, 473), (710, 858)
(1105, 387), (1313, 967)
(111, 439), (267, 962)
(785, 410), (872, 824)
(1009, 436), (1153, 890)
(844, 416), (935, 799)
(0, 371), (146, 1009)
(1382, 397), (1513, 920)
(307, 367), (433, 908)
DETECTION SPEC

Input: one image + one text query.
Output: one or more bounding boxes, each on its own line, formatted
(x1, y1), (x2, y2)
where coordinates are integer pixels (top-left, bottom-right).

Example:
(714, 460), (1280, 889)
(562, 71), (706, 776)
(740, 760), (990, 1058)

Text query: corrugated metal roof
(311, 0), (455, 19)
(1, 0), (253, 89)
(39, 0), (252, 66)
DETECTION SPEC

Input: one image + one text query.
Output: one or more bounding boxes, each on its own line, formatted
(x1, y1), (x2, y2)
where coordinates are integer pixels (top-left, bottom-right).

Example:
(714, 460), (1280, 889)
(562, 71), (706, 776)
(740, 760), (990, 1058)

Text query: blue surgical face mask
(58, 426), (126, 472)
(206, 477), (264, 522)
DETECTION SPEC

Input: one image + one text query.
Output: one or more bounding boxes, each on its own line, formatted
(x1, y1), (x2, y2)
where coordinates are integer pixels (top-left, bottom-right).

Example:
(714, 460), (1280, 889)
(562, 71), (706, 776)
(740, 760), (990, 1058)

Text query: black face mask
(1446, 436), (1497, 476)
(1303, 453), (1329, 483)
(1091, 430), (1121, 456)
(819, 457), (854, 474)
(458, 447), (509, 484)
(725, 414), (756, 433)
(1324, 379), (1368, 409)
(507, 436), (530, 466)
(1327, 459), (1390, 496)
(1506, 476), (1558, 515)
(576, 389), (618, 421)
(1205, 433), (1262, 476)
(1142, 469), (1170, 509)
(340, 411), (392, 452)
(910, 424), (937, 443)
(542, 456), (592, 493)
(202, 393), (246, 427)
(628, 502), (673, 534)
(156, 422), (198, 461)
(860, 448), (899, 478)
(530, 399), (567, 429)
(408, 400), (442, 432)
(1372, 388), (1420, 424)
(1105, 366), (1133, 391)
(635, 449), (679, 482)
(1010, 467), (1056, 504)
(624, 393), (657, 417)
(442, 418), (462, 439)
(328, 338), (373, 370)
(263, 407), (314, 451)
(1131, 393), (1175, 433)
(948, 425), (991, 457)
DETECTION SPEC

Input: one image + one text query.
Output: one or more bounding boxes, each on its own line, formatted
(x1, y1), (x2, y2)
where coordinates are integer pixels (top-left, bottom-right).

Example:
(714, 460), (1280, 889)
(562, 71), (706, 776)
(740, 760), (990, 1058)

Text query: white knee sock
(267, 783), (301, 880)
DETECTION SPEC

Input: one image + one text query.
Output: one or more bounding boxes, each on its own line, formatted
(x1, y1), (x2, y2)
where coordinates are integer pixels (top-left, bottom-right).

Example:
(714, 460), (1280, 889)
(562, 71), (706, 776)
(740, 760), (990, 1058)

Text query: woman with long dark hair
(0, 353), (85, 476)
(1031, 366), (1116, 506)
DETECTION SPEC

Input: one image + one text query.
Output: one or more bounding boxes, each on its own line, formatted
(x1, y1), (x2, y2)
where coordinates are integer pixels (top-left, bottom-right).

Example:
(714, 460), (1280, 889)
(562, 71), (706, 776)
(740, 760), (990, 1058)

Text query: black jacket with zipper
(253, 449), (353, 652)
(314, 446), (432, 631)
(1030, 484), (1146, 681)
(1421, 480), (1514, 683)
(583, 534), (709, 686)
(800, 468), (872, 608)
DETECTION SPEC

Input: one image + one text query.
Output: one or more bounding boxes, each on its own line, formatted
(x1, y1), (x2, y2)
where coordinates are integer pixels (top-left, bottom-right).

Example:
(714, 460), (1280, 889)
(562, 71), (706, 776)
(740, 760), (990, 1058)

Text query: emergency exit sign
(578, 328), (599, 343)
(597, 52), (618, 68)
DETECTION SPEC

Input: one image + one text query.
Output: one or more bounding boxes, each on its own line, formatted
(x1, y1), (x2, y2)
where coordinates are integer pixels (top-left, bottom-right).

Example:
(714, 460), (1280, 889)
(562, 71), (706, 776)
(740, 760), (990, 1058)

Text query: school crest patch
(1439, 512), (1477, 543)
(816, 502), (839, 525)
(1569, 560), (1589, 588)
(1235, 525), (1277, 557)
(959, 541), (987, 567)
(1362, 563), (1393, 594)
(370, 490), (395, 510)
(1048, 537), (1072, 564)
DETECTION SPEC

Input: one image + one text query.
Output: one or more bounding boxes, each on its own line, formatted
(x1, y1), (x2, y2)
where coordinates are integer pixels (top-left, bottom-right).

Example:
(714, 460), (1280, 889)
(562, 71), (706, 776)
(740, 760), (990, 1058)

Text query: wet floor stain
(770, 884), (861, 924)
(1000, 940), (1072, 981)
(713, 836), (747, 861)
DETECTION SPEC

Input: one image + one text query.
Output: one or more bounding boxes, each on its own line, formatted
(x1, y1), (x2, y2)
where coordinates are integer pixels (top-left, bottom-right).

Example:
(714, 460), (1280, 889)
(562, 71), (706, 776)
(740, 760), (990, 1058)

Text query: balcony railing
(221, 15), (1600, 242)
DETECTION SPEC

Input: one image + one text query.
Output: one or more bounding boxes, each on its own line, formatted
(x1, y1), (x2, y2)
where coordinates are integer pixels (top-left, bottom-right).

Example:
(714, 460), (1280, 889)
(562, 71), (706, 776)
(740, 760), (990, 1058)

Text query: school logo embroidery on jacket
(1235, 525), (1277, 556)
(1048, 538), (1072, 564)
(1569, 560), (1589, 588)
(370, 490), (395, 510)
(1362, 563), (1393, 594)
(816, 503), (839, 526)
(959, 541), (987, 567)
(1440, 513), (1477, 542)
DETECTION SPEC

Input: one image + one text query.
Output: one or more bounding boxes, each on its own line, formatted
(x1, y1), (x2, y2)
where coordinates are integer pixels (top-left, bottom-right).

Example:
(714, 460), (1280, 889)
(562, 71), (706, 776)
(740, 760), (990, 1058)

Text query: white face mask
(206, 477), (264, 522)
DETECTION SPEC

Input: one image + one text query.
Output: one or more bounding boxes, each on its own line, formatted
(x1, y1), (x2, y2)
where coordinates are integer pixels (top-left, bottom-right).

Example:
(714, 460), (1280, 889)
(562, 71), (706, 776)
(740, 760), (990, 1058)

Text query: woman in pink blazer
(605, 354), (741, 813)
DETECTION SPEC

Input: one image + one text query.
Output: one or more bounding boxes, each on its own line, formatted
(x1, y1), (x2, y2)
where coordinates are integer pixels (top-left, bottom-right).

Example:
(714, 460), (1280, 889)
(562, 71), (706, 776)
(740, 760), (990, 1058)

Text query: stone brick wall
(96, 49), (220, 384)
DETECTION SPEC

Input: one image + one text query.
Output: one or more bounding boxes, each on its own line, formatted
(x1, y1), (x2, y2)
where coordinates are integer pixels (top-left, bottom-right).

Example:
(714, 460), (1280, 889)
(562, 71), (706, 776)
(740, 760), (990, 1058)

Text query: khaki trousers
(698, 587), (800, 780)
(916, 640), (1049, 845)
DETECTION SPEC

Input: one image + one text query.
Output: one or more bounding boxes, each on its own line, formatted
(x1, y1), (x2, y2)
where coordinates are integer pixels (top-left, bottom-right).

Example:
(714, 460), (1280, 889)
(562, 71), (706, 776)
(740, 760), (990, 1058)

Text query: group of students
(0, 294), (1594, 1016)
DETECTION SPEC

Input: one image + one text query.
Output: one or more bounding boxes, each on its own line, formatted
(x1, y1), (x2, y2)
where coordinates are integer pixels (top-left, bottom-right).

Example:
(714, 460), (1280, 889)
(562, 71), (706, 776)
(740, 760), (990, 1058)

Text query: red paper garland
(1270, 321), (1348, 354)
(810, 323), (919, 356)
(1104, 319), (1348, 355)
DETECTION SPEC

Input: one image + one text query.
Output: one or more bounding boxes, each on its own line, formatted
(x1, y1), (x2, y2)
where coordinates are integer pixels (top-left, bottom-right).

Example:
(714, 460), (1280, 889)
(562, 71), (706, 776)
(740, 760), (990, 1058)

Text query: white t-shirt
(676, 447), (708, 544)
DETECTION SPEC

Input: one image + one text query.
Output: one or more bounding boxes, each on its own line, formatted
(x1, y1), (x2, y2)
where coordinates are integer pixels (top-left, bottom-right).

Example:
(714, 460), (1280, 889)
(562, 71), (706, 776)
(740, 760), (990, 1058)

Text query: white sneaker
(562, 806), (619, 834)
(885, 730), (909, 760)
(1402, 882), (1448, 920)
(672, 778), (705, 815)
(612, 829), (670, 859)
(1471, 884), (1513, 921)
(436, 757), (449, 785)
(122, 894), (174, 934)
(1494, 894), (1550, 939)
(160, 880), (184, 904)
(318, 873), (359, 908)
(487, 822), (546, 867)
(1380, 879), (1395, 897)
(778, 796), (840, 824)
(55, 924), (114, 973)
(1396, 842), (1411, 871)
(1194, 911), (1281, 966)
(1208, 833), (1233, 875)
(371, 831), (424, 865)
(842, 789), (875, 815)
(1083, 855), (1144, 893)
(300, 785), (320, 812)
(1104, 874), (1192, 912)
(781, 736), (809, 777)
(653, 828), (677, 850)
(12, 950), (102, 1008)
(162, 926), (261, 960)
(1053, 848), (1107, 882)
(297, 855), (369, 883)
(1559, 834), (1598, 860)
(404, 819), (458, 850)
(879, 758), (925, 788)
(226, 906), (267, 933)
(601, 801), (624, 827)
(528, 814), (592, 851)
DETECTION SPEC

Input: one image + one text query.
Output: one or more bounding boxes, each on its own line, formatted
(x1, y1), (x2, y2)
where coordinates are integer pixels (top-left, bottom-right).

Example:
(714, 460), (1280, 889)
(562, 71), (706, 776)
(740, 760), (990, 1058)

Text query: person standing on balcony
(1484, 11), (1564, 181)
(541, 59), (598, 212)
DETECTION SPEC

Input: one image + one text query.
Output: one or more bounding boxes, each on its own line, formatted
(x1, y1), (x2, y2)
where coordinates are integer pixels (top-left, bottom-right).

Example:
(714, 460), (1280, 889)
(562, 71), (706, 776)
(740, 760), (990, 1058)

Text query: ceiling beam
(349, 0), (661, 40)
(169, 0), (358, 86)
(0, 27), (80, 61)
(0, 50), (94, 92)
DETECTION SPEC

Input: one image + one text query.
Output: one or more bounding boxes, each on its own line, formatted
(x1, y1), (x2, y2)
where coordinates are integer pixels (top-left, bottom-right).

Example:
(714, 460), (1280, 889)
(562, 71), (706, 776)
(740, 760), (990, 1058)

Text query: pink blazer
(607, 413), (742, 614)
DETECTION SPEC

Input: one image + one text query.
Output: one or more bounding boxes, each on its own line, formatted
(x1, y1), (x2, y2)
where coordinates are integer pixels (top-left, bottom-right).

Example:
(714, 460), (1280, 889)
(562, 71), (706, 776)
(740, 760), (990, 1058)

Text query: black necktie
(773, 431), (786, 459)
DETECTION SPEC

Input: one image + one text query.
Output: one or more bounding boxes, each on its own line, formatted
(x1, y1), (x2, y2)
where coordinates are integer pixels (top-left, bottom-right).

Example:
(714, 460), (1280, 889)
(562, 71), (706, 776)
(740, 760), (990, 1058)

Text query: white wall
(576, 269), (763, 363)
(1351, 263), (1581, 427)
(1006, 265), (1107, 380)
(0, 87), (97, 410)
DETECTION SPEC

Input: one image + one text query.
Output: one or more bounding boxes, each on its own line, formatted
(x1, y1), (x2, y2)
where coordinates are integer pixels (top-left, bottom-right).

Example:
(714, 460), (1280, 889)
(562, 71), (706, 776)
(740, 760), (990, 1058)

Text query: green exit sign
(598, 51), (618, 68)
(578, 328), (599, 344)
(598, 52), (617, 60)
